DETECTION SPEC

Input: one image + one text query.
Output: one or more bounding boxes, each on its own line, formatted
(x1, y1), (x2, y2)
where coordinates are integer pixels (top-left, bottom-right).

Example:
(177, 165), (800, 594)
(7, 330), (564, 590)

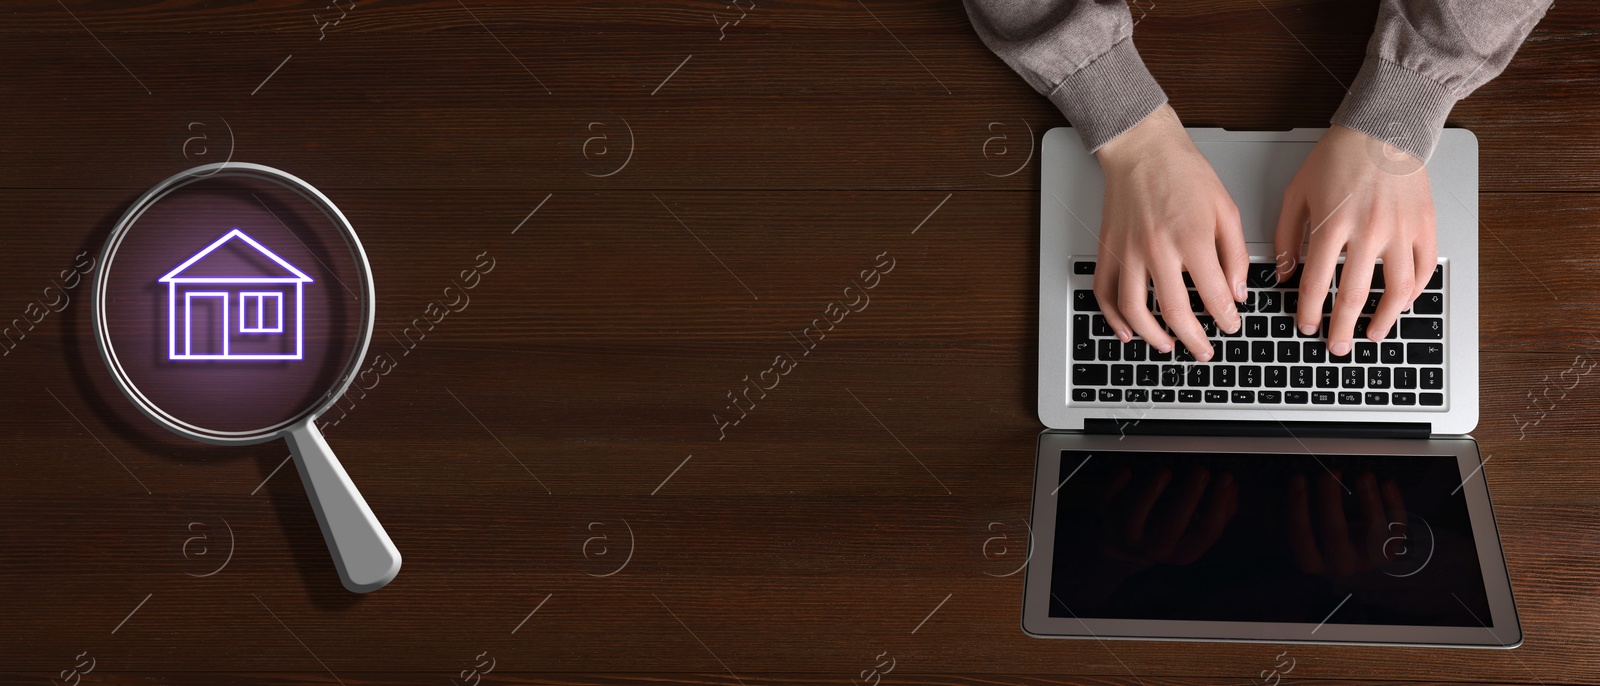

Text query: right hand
(1093, 104), (1248, 361)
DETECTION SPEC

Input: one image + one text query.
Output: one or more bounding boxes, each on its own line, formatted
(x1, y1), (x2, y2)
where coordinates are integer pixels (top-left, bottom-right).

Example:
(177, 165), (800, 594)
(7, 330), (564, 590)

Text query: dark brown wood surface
(2, 1), (1597, 684)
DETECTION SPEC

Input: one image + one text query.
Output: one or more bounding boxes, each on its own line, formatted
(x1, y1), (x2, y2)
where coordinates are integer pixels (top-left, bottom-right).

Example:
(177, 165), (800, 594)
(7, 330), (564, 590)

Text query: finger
(1170, 472), (1238, 564)
(1093, 252), (1134, 343)
(1356, 472), (1388, 566)
(1125, 467), (1172, 548)
(1217, 199), (1251, 303)
(1274, 187), (1309, 284)
(1188, 245), (1242, 335)
(1149, 467), (1211, 557)
(1287, 473), (1326, 574)
(1295, 222), (1343, 337)
(1317, 470), (1362, 576)
(1411, 215), (1439, 313)
(1153, 263), (1214, 361)
(1328, 245), (1379, 358)
(1100, 467), (1132, 510)
(1381, 478), (1407, 532)
(1117, 262), (1175, 353)
(1368, 249), (1416, 341)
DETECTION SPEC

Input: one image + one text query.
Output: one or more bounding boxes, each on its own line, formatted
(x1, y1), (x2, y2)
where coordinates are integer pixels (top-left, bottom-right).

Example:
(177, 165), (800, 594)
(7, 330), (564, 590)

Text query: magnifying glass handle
(285, 419), (401, 593)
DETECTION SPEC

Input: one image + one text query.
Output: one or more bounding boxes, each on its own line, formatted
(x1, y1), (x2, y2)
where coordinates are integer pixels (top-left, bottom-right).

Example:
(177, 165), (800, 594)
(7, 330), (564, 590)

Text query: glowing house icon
(159, 229), (313, 361)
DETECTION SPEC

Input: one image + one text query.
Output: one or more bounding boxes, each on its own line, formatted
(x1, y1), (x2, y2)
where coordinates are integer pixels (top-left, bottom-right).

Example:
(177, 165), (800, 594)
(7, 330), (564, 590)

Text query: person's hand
(1094, 104), (1247, 361)
(1099, 466), (1239, 568)
(1274, 125), (1438, 356)
(1285, 470), (1408, 578)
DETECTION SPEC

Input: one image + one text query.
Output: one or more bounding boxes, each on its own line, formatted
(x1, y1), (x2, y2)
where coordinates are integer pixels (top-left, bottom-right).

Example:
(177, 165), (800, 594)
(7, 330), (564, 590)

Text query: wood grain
(2, 1), (1597, 685)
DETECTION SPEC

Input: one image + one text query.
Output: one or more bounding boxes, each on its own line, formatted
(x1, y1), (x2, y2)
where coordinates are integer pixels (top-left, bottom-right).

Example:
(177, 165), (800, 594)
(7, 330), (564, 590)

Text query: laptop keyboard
(1070, 259), (1446, 408)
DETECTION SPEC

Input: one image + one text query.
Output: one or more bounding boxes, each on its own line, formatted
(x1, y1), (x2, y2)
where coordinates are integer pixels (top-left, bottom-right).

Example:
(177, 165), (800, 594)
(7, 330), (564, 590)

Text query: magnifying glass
(92, 161), (400, 593)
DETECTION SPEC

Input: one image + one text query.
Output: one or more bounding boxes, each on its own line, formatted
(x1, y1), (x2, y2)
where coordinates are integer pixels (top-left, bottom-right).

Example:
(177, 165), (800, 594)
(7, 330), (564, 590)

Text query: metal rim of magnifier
(92, 162), (375, 445)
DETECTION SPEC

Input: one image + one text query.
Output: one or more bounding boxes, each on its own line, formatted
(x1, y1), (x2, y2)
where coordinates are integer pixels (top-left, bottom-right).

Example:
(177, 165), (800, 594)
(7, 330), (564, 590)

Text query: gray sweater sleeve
(1334, 0), (1551, 161)
(962, 0), (1167, 152)
(963, 0), (1550, 159)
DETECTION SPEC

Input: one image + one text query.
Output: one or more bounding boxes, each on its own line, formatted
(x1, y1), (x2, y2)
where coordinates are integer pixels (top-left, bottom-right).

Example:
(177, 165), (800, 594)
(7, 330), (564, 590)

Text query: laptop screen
(1050, 450), (1492, 627)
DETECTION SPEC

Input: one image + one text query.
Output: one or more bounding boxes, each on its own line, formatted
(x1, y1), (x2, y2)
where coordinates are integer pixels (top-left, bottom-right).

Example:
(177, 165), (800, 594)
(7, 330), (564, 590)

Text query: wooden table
(3, 1), (1597, 684)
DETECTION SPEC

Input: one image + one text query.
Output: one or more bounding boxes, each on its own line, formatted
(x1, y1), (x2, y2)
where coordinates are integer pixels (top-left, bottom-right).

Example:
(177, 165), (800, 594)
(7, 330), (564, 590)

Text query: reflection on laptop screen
(1050, 451), (1491, 627)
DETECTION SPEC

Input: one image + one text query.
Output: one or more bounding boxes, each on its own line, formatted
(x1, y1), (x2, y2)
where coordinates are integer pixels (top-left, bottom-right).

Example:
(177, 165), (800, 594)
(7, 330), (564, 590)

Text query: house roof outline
(159, 228), (315, 283)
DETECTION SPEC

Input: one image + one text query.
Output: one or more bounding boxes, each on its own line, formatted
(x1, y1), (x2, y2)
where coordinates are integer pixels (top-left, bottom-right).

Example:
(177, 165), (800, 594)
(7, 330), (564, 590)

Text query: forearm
(962, 0), (1166, 151)
(1333, 0), (1552, 161)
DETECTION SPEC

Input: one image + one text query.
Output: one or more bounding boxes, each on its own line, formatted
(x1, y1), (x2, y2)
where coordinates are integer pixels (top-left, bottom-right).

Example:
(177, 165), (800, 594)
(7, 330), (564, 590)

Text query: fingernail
(1331, 341), (1350, 356)
(1157, 342), (1173, 353)
(1197, 348), (1213, 362)
(1300, 323), (1318, 335)
(1370, 327), (1387, 341)
(1225, 318), (1241, 334)
(1406, 300), (1415, 313)
(1117, 329), (1132, 343)
(1233, 281), (1247, 302)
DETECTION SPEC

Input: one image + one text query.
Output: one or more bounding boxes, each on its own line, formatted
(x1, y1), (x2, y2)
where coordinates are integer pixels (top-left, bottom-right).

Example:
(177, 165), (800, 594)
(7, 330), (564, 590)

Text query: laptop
(1025, 127), (1520, 648)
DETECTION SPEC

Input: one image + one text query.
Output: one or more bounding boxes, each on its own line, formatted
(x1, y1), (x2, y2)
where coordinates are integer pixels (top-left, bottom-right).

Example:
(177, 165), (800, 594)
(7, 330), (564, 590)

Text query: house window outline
(159, 228), (314, 361)
(239, 291), (284, 333)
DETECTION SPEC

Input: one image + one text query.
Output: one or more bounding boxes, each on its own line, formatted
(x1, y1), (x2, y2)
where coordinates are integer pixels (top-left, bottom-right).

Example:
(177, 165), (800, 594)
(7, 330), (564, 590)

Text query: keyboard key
(1278, 341), (1300, 363)
(1246, 316), (1268, 337)
(1099, 388), (1122, 402)
(1259, 291), (1282, 313)
(1421, 367), (1443, 389)
(1074, 338), (1096, 361)
(1136, 364), (1159, 386)
(1074, 261), (1096, 275)
(1330, 346), (1352, 364)
(1284, 291), (1299, 314)
(1369, 266), (1385, 289)
(1313, 391), (1335, 404)
(1317, 366), (1338, 388)
(1100, 339), (1121, 361)
(1393, 392), (1416, 405)
(1226, 340), (1249, 362)
(1342, 367), (1365, 388)
(1271, 316), (1294, 338)
(1162, 365), (1186, 387)
(1150, 346), (1172, 362)
(1187, 290), (1205, 313)
(1267, 366), (1287, 387)
(1180, 389), (1202, 403)
(1362, 292), (1382, 315)
(1355, 342), (1378, 364)
(1291, 366), (1313, 388)
(1407, 342), (1443, 365)
(1112, 364), (1133, 386)
(1414, 292), (1443, 314)
(1421, 392), (1444, 406)
(1241, 366), (1262, 388)
(1366, 391), (1388, 405)
(1286, 391), (1309, 404)
(1304, 341), (1327, 363)
(1353, 317), (1371, 340)
(1401, 318), (1444, 339)
(1426, 265), (1443, 290)
(1073, 388), (1095, 402)
(1339, 391), (1362, 405)
(1175, 343), (1195, 362)
(1093, 315), (1113, 337)
(1322, 296), (1334, 314)
(1197, 315), (1217, 337)
(1073, 364), (1108, 385)
(1368, 367), (1391, 388)
(1252, 341), (1275, 362)
(1396, 367), (1417, 389)
(1214, 365), (1236, 387)
(1380, 342), (1404, 364)
(1126, 389), (1149, 403)
(1258, 390), (1282, 403)
(1240, 292), (1257, 313)
(1278, 264), (1303, 289)
(1247, 263), (1279, 288)
(1154, 389), (1176, 402)
(1182, 272), (1195, 287)
(1187, 366), (1210, 387)
(1205, 390), (1228, 403)
(1232, 390), (1256, 403)
(1125, 340), (1148, 361)
(1074, 290), (1099, 311)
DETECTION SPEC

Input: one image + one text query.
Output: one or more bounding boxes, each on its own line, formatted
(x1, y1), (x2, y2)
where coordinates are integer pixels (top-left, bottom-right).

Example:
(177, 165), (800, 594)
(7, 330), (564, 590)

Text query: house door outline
(184, 291), (229, 357)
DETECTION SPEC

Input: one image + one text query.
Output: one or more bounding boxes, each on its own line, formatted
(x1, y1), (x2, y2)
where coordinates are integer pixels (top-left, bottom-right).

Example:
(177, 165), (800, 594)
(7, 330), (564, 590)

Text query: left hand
(1274, 125), (1438, 356)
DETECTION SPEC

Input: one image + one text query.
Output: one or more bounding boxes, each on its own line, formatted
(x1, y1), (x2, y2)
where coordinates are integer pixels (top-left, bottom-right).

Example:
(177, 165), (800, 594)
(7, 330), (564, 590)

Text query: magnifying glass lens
(100, 175), (364, 437)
